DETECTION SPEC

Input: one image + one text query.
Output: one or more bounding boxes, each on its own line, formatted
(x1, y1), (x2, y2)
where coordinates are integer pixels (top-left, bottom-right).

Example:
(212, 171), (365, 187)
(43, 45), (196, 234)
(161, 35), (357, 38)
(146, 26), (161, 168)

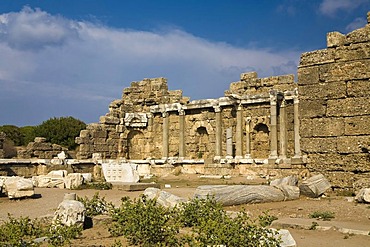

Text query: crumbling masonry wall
(298, 13), (370, 188)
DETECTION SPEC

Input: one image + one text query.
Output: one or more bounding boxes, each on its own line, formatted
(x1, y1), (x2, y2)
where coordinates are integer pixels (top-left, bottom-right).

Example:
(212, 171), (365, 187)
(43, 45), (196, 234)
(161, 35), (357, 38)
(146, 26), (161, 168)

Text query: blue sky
(0, 0), (369, 126)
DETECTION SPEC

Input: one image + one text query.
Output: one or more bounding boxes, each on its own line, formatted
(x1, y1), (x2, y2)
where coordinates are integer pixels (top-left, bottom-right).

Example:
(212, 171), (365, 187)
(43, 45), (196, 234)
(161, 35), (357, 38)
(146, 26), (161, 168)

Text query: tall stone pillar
(178, 109), (185, 159)
(244, 117), (252, 159)
(269, 91), (278, 161)
(293, 94), (301, 158)
(226, 127), (233, 159)
(162, 111), (169, 159)
(214, 106), (222, 160)
(235, 105), (243, 159)
(279, 99), (287, 159)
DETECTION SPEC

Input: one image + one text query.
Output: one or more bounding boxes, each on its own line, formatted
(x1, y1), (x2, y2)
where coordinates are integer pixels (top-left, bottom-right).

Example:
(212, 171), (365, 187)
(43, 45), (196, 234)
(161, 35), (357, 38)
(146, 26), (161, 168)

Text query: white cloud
(0, 8), (301, 126)
(319, 0), (368, 17)
(346, 17), (367, 31)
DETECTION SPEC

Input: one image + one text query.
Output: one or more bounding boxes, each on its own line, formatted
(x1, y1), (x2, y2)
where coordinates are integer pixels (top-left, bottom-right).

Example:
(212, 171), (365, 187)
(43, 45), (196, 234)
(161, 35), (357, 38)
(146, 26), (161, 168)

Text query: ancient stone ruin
(74, 12), (370, 189)
(0, 12), (369, 190)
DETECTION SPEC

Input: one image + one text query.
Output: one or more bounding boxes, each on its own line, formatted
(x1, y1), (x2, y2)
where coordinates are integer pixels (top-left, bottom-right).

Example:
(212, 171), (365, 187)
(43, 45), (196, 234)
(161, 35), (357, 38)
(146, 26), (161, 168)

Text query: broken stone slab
(101, 161), (140, 183)
(273, 229), (297, 247)
(353, 178), (370, 193)
(299, 174), (331, 198)
(270, 175), (298, 187)
(54, 193), (86, 227)
(81, 173), (92, 183)
(32, 175), (65, 189)
(4, 176), (35, 199)
(355, 188), (370, 203)
(48, 170), (68, 178)
(143, 187), (187, 208)
(275, 184), (300, 201)
(64, 173), (84, 189)
(194, 185), (286, 206)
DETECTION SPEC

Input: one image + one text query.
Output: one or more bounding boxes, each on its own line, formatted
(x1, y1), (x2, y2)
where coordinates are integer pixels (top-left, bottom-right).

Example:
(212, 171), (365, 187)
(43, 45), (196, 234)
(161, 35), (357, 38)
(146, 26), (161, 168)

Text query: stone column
(244, 117), (252, 159)
(235, 105), (243, 159)
(269, 91), (278, 161)
(214, 106), (222, 160)
(178, 109), (185, 159)
(226, 127), (233, 159)
(279, 99), (287, 159)
(162, 111), (169, 159)
(293, 95), (301, 158)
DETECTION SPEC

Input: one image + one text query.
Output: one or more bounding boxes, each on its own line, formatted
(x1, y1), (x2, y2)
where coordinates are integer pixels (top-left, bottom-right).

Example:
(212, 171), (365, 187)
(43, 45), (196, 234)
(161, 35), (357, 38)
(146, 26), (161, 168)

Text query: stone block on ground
(143, 187), (187, 208)
(32, 175), (65, 189)
(299, 174), (331, 198)
(194, 185), (286, 206)
(274, 229), (297, 247)
(270, 175), (298, 187)
(64, 173), (84, 189)
(353, 178), (370, 193)
(355, 188), (370, 203)
(54, 193), (86, 227)
(4, 176), (35, 199)
(101, 161), (139, 183)
(81, 173), (92, 183)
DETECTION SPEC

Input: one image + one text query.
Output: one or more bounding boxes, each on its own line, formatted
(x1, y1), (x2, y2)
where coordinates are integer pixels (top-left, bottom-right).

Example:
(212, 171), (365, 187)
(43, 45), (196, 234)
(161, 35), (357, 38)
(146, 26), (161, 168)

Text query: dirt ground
(0, 174), (369, 246)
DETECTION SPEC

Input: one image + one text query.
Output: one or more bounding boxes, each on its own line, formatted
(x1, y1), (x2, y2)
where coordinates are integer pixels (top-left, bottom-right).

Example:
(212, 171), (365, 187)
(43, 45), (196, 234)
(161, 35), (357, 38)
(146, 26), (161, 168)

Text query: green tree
(34, 116), (86, 150)
(0, 125), (23, 146)
(19, 126), (37, 145)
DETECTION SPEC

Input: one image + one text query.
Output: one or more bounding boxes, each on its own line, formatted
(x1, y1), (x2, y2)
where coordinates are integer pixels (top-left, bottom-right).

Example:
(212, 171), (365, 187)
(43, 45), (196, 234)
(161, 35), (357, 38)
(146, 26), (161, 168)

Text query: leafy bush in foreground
(109, 196), (281, 247)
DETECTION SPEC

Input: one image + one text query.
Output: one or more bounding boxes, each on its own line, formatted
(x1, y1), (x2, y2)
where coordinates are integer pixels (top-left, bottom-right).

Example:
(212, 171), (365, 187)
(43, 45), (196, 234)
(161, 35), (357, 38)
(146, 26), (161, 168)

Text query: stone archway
(127, 130), (145, 160)
(195, 126), (209, 159)
(251, 123), (270, 159)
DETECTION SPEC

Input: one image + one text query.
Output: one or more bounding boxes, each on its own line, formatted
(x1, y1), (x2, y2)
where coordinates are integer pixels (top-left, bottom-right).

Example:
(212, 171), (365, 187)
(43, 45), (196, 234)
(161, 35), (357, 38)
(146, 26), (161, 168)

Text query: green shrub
(109, 195), (181, 247)
(258, 211), (278, 227)
(0, 214), (82, 247)
(77, 192), (113, 217)
(47, 220), (82, 247)
(75, 181), (113, 190)
(309, 211), (335, 221)
(0, 214), (44, 246)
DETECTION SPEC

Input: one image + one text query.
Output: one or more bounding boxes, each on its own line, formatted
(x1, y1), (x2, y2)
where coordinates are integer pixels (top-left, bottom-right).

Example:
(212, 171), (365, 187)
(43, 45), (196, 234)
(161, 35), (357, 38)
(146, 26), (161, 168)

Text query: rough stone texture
(75, 74), (297, 164)
(355, 188), (370, 203)
(353, 178), (370, 192)
(64, 173), (84, 189)
(3, 176), (35, 199)
(275, 229), (297, 247)
(54, 193), (86, 227)
(143, 187), (187, 208)
(298, 14), (370, 188)
(194, 185), (287, 206)
(18, 137), (70, 159)
(270, 175), (298, 187)
(299, 174), (331, 198)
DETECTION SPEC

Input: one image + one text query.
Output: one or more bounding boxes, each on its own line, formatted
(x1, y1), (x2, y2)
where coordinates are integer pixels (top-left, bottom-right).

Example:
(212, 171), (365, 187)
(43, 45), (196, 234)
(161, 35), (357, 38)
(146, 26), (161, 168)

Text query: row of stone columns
(160, 95), (301, 161)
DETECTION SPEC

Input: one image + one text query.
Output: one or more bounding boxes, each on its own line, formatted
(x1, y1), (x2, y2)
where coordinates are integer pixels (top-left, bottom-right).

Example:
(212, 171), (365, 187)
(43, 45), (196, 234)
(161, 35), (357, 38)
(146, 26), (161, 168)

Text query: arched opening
(127, 130), (145, 160)
(195, 126), (209, 159)
(251, 123), (270, 159)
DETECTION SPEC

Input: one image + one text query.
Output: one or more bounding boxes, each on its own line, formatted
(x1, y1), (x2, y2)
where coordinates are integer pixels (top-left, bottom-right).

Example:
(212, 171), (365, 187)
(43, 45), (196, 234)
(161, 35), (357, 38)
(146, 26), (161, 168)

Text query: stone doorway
(251, 123), (270, 159)
(127, 130), (145, 160)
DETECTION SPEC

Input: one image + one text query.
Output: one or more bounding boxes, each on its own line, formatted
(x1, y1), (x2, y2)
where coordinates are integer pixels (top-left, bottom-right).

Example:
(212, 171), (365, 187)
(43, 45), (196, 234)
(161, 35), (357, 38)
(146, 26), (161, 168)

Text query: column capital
(161, 111), (169, 118)
(178, 109), (185, 116)
(245, 117), (252, 123)
(213, 105), (221, 113)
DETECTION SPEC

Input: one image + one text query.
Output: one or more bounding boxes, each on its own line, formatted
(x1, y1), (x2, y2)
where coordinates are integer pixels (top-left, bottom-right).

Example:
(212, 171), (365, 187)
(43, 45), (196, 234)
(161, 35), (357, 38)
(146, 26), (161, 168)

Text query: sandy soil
(1, 174), (369, 246)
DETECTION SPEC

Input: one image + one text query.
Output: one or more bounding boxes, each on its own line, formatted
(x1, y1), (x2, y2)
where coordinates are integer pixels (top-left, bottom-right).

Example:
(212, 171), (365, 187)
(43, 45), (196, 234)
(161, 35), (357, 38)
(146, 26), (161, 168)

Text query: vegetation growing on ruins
(309, 211), (335, 221)
(109, 195), (281, 247)
(0, 214), (82, 246)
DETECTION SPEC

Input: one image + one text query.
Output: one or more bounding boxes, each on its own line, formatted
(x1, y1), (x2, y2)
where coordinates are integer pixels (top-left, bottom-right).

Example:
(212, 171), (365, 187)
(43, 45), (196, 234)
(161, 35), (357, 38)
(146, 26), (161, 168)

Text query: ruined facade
(76, 73), (302, 167)
(75, 12), (370, 188)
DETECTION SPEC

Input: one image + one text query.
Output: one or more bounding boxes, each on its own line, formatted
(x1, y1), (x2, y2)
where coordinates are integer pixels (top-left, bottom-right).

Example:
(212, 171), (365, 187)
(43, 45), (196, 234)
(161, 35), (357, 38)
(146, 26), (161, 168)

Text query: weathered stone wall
(18, 137), (69, 159)
(298, 13), (370, 188)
